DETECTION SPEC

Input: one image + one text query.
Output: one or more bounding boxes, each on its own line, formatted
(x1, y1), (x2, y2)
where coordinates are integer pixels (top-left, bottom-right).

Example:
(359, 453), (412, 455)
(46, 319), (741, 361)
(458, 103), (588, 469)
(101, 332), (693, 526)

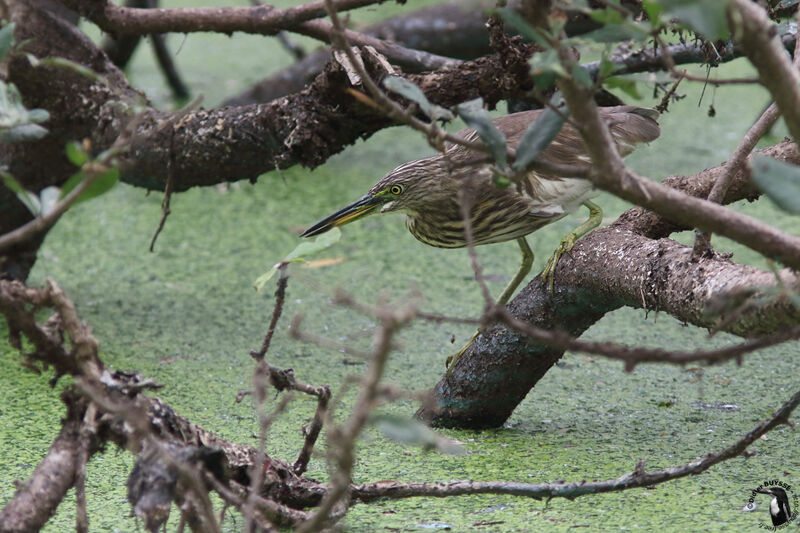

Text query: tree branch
(420, 141), (800, 428)
(60, 0), (383, 36)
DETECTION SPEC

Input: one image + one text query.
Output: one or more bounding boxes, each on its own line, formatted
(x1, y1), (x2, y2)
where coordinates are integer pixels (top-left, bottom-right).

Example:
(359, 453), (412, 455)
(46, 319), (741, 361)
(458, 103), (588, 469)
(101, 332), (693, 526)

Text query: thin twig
(251, 267), (289, 360)
(354, 387), (800, 501)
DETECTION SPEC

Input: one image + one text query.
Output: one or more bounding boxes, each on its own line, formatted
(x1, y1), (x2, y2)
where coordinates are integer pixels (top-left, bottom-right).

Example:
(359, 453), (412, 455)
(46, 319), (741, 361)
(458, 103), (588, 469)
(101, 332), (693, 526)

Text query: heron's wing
(447, 106), (660, 167)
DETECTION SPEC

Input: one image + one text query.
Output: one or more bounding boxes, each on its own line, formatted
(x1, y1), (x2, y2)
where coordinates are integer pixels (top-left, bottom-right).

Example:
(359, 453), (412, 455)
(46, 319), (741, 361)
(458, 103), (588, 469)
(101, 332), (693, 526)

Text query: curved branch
(60, 0), (381, 36)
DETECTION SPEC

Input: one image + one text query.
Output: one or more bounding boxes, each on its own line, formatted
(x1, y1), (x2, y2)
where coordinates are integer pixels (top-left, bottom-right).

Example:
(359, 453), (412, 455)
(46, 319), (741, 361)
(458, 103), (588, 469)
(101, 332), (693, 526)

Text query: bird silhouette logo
(745, 480), (799, 529)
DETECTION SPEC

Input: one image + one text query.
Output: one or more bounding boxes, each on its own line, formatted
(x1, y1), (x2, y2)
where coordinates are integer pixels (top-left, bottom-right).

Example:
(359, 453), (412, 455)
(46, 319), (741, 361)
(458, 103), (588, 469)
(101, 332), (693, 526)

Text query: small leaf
(254, 228), (342, 291)
(570, 64), (594, 88)
(383, 77), (454, 122)
(604, 76), (643, 99)
(492, 174), (511, 189)
(750, 156), (800, 214)
(580, 21), (650, 43)
(38, 57), (103, 82)
(59, 167), (119, 204)
(26, 108), (49, 123)
(599, 57), (616, 78)
(590, 7), (625, 25)
(455, 99), (508, 170)
(513, 98), (568, 171)
(65, 141), (89, 167)
(642, 0), (664, 22)
(530, 48), (567, 78)
(0, 22), (15, 62)
(1, 171), (40, 215)
(372, 414), (465, 455)
(39, 186), (60, 217)
(0, 123), (48, 143)
(533, 71), (557, 91)
(657, 0), (730, 40)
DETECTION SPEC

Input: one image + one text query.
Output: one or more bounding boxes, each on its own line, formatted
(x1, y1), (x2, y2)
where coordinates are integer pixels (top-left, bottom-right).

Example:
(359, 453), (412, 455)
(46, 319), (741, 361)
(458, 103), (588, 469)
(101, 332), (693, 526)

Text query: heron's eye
(389, 184), (404, 195)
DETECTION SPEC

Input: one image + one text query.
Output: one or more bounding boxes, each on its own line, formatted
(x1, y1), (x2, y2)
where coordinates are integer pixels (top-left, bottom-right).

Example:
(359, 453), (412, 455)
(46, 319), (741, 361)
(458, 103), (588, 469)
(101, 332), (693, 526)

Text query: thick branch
(0, 415), (81, 533)
(61, 0), (381, 36)
(420, 141), (800, 428)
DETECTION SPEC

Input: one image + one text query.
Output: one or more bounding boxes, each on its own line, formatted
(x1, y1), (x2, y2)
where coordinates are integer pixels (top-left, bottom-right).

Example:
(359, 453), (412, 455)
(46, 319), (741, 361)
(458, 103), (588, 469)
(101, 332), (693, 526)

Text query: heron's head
(300, 160), (444, 238)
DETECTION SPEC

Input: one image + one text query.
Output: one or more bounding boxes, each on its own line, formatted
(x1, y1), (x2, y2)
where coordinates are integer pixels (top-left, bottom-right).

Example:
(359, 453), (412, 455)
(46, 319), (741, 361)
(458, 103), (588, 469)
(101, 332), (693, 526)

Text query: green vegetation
(2, 3), (799, 530)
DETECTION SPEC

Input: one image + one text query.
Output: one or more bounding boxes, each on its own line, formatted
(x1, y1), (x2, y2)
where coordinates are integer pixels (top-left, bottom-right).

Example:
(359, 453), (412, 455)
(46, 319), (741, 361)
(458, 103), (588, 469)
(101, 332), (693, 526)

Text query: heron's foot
(446, 331), (479, 370)
(541, 233), (578, 294)
(541, 201), (603, 295)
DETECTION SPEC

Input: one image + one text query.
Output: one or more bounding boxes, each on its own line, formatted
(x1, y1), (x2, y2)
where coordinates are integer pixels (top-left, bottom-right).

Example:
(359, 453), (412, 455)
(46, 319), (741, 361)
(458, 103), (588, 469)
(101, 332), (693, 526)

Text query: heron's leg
(447, 238), (534, 370)
(542, 200), (603, 293)
(497, 237), (534, 306)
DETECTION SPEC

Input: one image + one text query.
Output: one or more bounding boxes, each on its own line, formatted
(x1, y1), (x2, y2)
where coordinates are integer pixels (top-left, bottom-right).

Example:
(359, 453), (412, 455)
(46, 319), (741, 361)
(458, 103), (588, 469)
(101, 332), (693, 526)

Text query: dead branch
(362, 387), (800, 501)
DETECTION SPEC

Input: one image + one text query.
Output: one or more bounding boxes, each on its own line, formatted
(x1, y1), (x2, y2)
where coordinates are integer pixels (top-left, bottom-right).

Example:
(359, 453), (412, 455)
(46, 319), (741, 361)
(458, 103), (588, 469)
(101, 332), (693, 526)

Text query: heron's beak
(300, 194), (386, 238)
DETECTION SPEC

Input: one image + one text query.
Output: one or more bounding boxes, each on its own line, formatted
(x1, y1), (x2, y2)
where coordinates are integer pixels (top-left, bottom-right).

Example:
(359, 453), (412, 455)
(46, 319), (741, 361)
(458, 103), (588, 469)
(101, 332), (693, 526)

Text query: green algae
(2, 6), (800, 532)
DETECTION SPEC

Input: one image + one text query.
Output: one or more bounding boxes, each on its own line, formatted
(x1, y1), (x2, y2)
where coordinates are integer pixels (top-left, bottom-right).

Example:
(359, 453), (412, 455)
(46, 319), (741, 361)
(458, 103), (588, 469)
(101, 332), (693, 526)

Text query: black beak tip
(299, 222), (331, 238)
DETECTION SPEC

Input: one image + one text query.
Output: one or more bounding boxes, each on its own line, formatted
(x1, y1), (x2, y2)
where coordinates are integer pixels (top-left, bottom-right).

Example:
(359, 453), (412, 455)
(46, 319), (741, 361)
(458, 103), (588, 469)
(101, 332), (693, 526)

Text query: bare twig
(692, 29), (800, 257)
(251, 267), (289, 360)
(358, 387), (800, 501)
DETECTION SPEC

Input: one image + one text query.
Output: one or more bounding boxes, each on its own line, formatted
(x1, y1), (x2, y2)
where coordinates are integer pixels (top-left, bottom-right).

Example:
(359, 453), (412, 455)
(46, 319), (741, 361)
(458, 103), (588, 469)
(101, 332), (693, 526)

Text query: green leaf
(0, 123), (48, 143)
(59, 167), (119, 204)
(513, 101), (568, 172)
(604, 76), (643, 99)
(372, 414), (465, 455)
(580, 21), (650, 43)
(26, 108), (49, 123)
(533, 71), (557, 91)
(253, 228), (342, 291)
(590, 7), (625, 25)
(642, 0), (664, 21)
(65, 141), (89, 167)
(750, 156), (800, 214)
(657, 0), (730, 40)
(530, 48), (567, 78)
(38, 57), (103, 83)
(1, 171), (40, 215)
(0, 22), (15, 62)
(492, 174), (511, 189)
(599, 56), (616, 78)
(570, 64), (594, 88)
(455, 99), (508, 170)
(382, 77), (454, 122)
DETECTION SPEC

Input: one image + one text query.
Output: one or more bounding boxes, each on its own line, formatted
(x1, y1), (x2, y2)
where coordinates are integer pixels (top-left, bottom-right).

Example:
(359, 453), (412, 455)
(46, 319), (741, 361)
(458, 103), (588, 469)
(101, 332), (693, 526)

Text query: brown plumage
(301, 106), (660, 250)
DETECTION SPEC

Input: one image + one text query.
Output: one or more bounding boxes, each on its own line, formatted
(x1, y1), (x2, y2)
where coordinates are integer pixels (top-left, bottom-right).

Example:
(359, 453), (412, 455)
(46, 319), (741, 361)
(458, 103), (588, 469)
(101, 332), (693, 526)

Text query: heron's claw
(446, 331), (479, 370)
(541, 233), (578, 294)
